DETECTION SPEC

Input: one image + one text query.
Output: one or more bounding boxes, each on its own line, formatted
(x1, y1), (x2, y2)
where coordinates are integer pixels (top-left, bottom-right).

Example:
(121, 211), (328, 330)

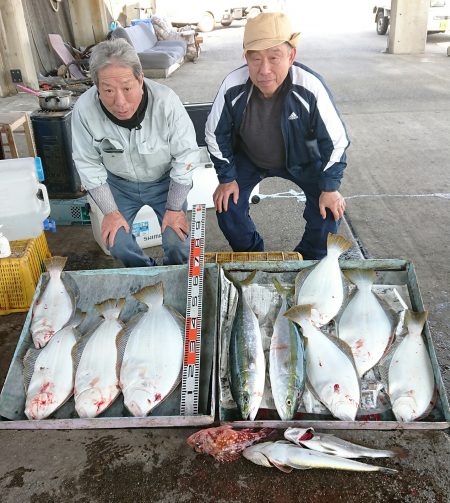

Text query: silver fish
(338, 269), (393, 377)
(295, 234), (352, 327)
(243, 441), (397, 474)
(73, 299), (125, 418)
(387, 310), (436, 422)
(228, 271), (265, 421)
(120, 283), (184, 417)
(284, 427), (406, 459)
(284, 304), (360, 421)
(30, 256), (75, 349)
(269, 278), (305, 421)
(23, 313), (83, 420)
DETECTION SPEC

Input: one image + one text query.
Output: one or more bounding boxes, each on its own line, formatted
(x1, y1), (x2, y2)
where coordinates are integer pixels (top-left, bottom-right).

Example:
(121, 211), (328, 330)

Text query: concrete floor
(1, 2), (450, 501)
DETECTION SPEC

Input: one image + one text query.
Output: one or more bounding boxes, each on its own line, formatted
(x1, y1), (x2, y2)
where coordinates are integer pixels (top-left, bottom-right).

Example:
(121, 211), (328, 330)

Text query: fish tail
(405, 310), (428, 334)
(343, 268), (376, 288)
(133, 282), (164, 308)
(95, 298), (126, 319)
(390, 446), (408, 459)
(283, 304), (312, 325)
(44, 256), (68, 277)
(377, 466), (398, 475)
(272, 277), (293, 297)
(241, 270), (257, 287)
(327, 233), (352, 257)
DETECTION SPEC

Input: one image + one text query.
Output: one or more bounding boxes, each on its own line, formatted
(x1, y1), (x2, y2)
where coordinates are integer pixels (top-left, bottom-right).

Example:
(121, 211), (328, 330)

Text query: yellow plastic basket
(204, 251), (302, 264)
(0, 233), (51, 315)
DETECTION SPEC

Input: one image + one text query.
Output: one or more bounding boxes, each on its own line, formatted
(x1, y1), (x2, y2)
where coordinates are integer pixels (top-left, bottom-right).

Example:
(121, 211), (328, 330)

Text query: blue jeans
(216, 153), (340, 260)
(106, 172), (189, 267)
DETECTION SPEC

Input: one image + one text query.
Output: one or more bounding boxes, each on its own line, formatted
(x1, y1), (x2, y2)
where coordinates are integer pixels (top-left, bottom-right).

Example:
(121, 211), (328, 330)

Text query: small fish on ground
(284, 427), (407, 459)
(295, 233), (352, 327)
(187, 425), (275, 462)
(243, 440), (398, 474)
(30, 256), (76, 349)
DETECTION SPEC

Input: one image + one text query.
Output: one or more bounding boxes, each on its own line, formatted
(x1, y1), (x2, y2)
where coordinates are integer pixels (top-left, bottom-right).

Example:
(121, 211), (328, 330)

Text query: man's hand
(161, 209), (189, 241)
(101, 210), (130, 247)
(213, 181), (239, 213)
(319, 191), (346, 221)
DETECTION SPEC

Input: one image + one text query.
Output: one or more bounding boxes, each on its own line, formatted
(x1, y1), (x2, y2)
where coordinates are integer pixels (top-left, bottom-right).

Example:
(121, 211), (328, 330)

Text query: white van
(373, 1), (450, 35)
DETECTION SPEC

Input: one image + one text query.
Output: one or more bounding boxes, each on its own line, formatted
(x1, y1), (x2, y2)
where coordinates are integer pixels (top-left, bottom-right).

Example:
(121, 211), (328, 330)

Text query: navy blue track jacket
(205, 62), (350, 192)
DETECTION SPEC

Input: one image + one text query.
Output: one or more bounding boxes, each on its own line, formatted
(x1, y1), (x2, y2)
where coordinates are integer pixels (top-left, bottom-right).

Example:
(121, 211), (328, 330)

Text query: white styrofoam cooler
(88, 195), (162, 255)
(88, 158), (259, 255)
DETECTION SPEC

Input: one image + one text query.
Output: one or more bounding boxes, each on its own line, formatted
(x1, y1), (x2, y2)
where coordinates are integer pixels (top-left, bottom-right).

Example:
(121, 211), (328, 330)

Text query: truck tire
(376, 12), (389, 35)
(198, 12), (215, 32)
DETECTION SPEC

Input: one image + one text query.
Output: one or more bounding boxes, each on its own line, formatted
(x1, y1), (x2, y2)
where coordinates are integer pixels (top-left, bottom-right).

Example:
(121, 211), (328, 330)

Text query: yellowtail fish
(284, 304), (360, 421)
(387, 310), (436, 422)
(227, 271), (265, 421)
(243, 441), (397, 474)
(120, 283), (184, 417)
(269, 278), (306, 421)
(338, 269), (393, 377)
(73, 299), (125, 418)
(23, 312), (83, 420)
(295, 234), (352, 327)
(284, 427), (406, 459)
(30, 256), (75, 349)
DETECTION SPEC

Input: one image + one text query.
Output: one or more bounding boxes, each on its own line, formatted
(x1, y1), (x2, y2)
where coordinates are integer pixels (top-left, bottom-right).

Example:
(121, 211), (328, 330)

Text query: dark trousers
(216, 153), (340, 260)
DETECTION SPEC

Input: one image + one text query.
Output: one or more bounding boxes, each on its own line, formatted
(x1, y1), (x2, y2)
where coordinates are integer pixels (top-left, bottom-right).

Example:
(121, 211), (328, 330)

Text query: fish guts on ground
(269, 278), (306, 421)
(338, 269), (393, 377)
(30, 256), (75, 349)
(120, 282), (184, 417)
(187, 425), (275, 462)
(387, 310), (436, 422)
(73, 299), (125, 418)
(227, 271), (265, 421)
(295, 234), (352, 327)
(23, 315), (82, 420)
(243, 441), (397, 474)
(284, 304), (360, 421)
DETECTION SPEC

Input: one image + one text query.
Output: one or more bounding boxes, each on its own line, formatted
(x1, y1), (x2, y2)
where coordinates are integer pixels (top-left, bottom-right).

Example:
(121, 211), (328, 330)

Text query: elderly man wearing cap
(205, 12), (350, 259)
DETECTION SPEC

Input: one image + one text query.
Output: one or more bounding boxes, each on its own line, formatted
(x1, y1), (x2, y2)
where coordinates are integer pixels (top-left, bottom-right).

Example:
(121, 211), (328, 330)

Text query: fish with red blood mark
(23, 312), (84, 420)
(337, 269), (393, 377)
(269, 278), (306, 421)
(284, 304), (360, 421)
(383, 310), (436, 422)
(284, 427), (407, 459)
(30, 256), (77, 349)
(294, 234), (352, 327)
(73, 298), (125, 418)
(187, 425), (275, 462)
(120, 283), (185, 417)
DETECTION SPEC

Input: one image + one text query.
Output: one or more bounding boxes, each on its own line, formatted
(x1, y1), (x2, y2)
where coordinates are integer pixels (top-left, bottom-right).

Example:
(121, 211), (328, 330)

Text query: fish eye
(286, 399), (292, 406)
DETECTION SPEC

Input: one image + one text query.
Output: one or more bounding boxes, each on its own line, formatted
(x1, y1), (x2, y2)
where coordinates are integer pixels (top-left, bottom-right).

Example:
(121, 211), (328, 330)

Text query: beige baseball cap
(243, 12), (300, 53)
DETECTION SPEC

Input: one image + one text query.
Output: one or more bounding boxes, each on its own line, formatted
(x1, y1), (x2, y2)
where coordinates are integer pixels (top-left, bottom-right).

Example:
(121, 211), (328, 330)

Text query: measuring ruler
(180, 203), (206, 416)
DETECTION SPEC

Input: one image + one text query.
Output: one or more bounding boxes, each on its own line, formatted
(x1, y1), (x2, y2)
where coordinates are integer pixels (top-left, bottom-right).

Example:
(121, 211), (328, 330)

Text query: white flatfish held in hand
(284, 304), (360, 421)
(337, 269), (394, 377)
(120, 282), (184, 417)
(386, 310), (436, 422)
(23, 312), (84, 420)
(30, 256), (75, 349)
(295, 234), (352, 327)
(73, 298), (125, 418)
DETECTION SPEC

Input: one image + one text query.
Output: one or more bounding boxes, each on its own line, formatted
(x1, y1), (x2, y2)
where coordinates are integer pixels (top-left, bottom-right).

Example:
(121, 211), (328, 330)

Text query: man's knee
(162, 226), (189, 265)
(108, 227), (135, 260)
